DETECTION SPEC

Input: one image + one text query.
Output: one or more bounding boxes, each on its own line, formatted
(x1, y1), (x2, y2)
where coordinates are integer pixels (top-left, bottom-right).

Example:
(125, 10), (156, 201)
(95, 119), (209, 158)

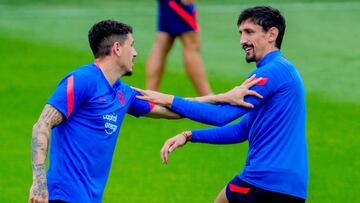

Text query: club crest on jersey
(103, 112), (118, 135)
(117, 92), (125, 105)
(98, 97), (106, 102)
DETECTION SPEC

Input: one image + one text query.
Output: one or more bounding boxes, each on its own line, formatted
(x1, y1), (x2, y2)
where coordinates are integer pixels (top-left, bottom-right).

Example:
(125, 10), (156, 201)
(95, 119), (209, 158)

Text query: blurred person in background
(146, 0), (212, 96)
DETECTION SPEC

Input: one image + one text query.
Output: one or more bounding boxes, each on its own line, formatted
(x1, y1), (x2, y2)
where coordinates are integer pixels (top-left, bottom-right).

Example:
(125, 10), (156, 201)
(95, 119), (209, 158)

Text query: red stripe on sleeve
(249, 77), (269, 86)
(67, 75), (74, 118)
(257, 77), (269, 85)
(229, 184), (250, 194)
(168, 0), (199, 32)
(118, 92), (125, 105)
(148, 101), (155, 111)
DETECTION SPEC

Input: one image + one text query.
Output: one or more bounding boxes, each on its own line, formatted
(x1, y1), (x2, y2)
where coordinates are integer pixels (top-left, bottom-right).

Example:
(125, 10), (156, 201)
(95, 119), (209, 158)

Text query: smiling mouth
(243, 44), (253, 52)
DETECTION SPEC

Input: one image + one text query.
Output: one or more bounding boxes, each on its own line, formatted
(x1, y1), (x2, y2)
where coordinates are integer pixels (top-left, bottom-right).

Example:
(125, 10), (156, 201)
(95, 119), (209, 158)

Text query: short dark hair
(88, 19), (133, 58)
(238, 6), (286, 49)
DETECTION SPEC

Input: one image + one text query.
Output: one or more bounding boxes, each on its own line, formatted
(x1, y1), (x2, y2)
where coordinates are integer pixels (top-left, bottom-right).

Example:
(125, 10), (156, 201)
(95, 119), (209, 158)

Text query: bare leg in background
(146, 32), (176, 91)
(180, 31), (212, 96)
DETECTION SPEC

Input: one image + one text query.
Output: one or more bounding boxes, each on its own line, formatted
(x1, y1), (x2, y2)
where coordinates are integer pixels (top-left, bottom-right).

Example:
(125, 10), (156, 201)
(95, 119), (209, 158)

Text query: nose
(240, 34), (247, 46)
(133, 48), (137, 58)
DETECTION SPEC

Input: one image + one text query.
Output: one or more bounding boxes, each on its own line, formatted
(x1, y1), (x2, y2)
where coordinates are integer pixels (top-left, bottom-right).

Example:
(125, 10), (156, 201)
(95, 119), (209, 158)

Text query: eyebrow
(241, 28), (254, 33)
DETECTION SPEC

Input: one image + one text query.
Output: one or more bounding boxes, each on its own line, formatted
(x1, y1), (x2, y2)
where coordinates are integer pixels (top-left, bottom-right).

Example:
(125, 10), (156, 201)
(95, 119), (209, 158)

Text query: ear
(267, 27), (279, 45)
(112, 41), (122, 56)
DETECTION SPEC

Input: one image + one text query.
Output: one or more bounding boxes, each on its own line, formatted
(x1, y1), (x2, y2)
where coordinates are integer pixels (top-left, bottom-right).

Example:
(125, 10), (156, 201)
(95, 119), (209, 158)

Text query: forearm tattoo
(31, 104), (63, 195)
(32, 163), (47, 198)
(158, 106), (167, 113)
(152, 105), (181, 119)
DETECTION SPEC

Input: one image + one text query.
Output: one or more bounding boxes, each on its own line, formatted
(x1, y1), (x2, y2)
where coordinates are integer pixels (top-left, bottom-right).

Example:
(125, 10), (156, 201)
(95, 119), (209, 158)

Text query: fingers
(135, 95), (148, 101)
(160, 135), (187, 164)
(234, 101), (253, 108)
(231, 89), (262, 107)
(244, 74), (256, 85)
(168, 141), (181, 153)
(241, 74), (264, 89)
(160, 144), (168, 164)
(247, 90), (263, 99)
(245, 77), (263, 89)
(131, 86), (145, 93)
(161, 139), (174, 164)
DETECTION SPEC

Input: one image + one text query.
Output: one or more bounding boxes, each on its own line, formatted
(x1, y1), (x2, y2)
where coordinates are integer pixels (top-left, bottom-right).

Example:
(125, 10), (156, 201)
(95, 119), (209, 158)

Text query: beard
(243, 44), (256, 63)
(121, 63), (133, 77)
(123, 70), (133, 76)
(245, 54), (256, 63)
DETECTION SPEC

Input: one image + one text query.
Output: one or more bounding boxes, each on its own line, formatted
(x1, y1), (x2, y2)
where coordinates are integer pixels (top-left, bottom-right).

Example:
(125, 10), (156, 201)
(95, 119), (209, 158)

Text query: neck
(94, 57), (126, 86)
(256, 47), (279, 64)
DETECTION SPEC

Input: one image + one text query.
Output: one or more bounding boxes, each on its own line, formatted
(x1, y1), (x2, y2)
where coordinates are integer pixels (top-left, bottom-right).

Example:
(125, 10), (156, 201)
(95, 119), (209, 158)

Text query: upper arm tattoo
(39, 104), (64, 129)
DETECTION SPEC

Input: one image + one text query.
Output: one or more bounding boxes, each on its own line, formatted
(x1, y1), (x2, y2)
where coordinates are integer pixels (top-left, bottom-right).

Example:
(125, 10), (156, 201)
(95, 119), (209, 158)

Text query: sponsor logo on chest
(102, 112), (118, 135)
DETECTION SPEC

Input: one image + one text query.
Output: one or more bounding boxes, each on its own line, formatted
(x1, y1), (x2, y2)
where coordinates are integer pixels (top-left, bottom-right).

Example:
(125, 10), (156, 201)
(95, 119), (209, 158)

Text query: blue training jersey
(170, 50), (308, 199)
(46, 64), (152, 202)
(157, 0), (199, 35)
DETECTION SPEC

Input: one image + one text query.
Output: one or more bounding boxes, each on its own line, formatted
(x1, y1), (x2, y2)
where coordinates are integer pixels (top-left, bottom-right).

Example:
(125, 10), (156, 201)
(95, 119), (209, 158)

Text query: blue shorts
(157, 0), (199, 36)
(225, 176), (306, 203)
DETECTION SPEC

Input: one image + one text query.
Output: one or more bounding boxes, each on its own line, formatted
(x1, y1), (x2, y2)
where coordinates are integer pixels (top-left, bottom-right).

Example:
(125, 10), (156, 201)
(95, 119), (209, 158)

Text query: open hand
(160, 132), (190, 164)
(219, 74), (263, 107)
(132, 87), (174, 107)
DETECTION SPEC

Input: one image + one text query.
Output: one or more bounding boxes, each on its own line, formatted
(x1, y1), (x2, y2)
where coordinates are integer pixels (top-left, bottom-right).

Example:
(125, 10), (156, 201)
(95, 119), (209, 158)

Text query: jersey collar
(256, 50), (282, 68)
(93, 63), (122, 91)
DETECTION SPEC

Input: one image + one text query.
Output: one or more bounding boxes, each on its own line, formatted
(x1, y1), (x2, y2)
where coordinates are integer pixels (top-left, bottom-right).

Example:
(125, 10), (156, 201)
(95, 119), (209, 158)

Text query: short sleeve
(47, 73), (90, 119)
(127, 90), (154, 117)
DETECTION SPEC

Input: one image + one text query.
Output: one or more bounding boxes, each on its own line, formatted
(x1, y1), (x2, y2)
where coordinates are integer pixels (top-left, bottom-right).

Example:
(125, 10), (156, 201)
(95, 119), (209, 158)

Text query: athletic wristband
(181, 131), (192, 142)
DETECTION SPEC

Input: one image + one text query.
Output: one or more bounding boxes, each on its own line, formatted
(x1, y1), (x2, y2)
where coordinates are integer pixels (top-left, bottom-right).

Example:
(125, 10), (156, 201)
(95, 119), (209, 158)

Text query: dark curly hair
(88, 19), (133, 58)
(238, 6), (286, 49)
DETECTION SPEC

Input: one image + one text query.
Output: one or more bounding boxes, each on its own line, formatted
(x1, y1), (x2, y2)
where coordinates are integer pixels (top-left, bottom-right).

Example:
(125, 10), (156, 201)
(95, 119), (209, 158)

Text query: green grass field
(0, 0), (359, 202)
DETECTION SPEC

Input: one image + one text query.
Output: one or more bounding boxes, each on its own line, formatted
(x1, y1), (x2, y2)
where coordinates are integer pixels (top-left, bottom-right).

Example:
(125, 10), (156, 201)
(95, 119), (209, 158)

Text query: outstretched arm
(134, 75), (262, 107)
(29, 104), (64, 203)
(133, 76), (262, 126)
(127, 91), (181, 119)
(170, 97), (249, 126)
(134, 91), (247, 126)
